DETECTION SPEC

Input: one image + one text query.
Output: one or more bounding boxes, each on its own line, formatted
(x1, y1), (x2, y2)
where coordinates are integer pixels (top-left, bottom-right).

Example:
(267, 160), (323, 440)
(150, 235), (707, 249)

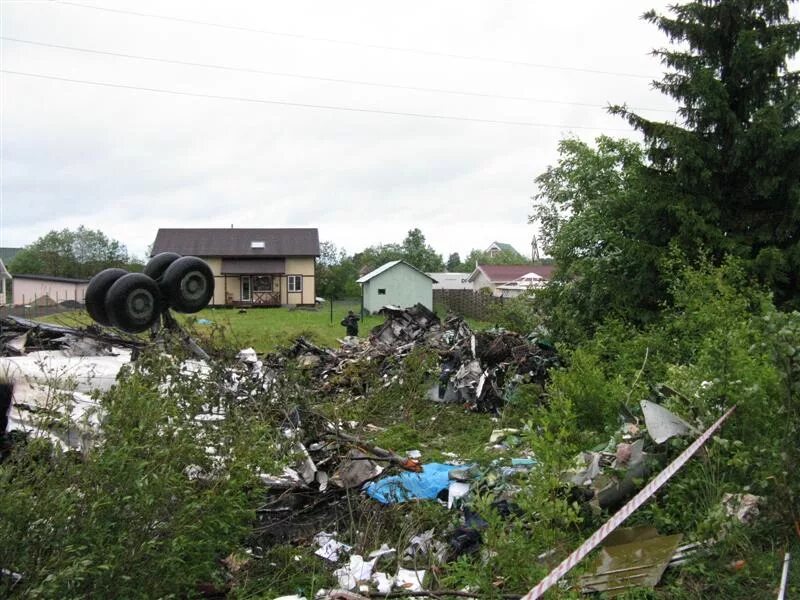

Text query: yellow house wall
(189, 255), (315, 306)
(284, 257), (316, 305)
(198, 257), (229, 305)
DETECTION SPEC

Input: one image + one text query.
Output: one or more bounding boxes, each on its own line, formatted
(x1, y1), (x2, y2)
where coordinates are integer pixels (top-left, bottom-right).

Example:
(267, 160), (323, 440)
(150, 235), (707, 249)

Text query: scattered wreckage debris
(267, 303), (560, 414)
(578, 527), (684, 596)
(521, 404), (737, 600)
(0, 299), (756, 599)
(0, 315), (143, 356)
(0, 316), (137, 452)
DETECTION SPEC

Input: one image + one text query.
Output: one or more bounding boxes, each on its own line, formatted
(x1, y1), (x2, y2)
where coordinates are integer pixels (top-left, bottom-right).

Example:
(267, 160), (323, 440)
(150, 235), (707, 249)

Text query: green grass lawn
(38, 302), (492, 353)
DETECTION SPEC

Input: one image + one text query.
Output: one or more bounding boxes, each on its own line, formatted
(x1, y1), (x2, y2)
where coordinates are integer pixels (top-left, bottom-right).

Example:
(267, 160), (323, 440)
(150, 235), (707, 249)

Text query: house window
(288, 275), (302, 292)
(253, 276), (272, 292)
(241, 276), (251, 301)
(377, 288), (386, 295)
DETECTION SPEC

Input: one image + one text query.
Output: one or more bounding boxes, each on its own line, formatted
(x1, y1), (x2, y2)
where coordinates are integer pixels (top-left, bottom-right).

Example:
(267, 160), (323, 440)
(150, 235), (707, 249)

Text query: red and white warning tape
(521, 404), (737, 600)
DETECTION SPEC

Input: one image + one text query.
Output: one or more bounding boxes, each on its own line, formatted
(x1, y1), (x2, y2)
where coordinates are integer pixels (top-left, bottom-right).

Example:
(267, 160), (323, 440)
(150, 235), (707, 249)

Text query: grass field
(39, 301), (492, 353)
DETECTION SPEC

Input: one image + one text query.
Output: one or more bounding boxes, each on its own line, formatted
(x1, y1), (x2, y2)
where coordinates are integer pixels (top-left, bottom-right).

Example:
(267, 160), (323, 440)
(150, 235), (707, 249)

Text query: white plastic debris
(237, 347), (258, 364)
(368, 544), (396, 559)
(259, 467), (305, 489)
(448, 481), (471, 509)
(372, 572), (395, 594)
(314, 532), (352, 562)
(395, 568), (426, 591)
(333, 555), (376, 590)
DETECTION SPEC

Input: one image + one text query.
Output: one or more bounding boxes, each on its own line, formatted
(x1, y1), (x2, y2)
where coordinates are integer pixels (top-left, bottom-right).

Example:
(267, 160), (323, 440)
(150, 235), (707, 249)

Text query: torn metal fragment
(641, 400), (695, 444)
(578, 529), (683, 596)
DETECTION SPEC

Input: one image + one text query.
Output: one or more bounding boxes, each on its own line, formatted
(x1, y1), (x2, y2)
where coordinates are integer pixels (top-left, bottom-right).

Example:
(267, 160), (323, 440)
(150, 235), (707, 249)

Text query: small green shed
(357, 260), (438, 314)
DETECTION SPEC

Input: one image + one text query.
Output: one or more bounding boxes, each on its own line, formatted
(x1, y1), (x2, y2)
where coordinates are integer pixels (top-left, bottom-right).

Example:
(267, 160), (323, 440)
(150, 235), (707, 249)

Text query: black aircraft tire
(144, 252), (181, 281)
(160, 256), (214, 313)
(85, 268), (128, 326)
(105, 273), (164, 333)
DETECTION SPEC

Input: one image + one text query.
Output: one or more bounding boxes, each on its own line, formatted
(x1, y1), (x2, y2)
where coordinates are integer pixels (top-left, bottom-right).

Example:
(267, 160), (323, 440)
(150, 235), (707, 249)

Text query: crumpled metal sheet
(641, 400), (695, 444)
(330, 450), (384, 488)
(578, 527), (683, 596)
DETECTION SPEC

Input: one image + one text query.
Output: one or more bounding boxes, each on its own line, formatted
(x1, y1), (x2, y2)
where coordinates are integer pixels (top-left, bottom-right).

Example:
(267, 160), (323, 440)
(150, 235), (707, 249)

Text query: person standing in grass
(341, 310), (360, 336)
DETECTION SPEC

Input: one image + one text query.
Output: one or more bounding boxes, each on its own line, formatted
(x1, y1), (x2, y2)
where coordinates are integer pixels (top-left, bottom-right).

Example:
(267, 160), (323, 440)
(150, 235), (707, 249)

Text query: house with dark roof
(151, 228), (320, 307)
(468, 264), (555, 296)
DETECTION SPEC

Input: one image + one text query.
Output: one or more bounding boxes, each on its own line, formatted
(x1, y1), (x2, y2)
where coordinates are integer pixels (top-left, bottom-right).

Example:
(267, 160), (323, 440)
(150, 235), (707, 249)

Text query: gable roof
(486, 241), (521, 255)
(357, 260), (438, 284)
(151, 228), (320, 257)
(469, 264), (555, 283)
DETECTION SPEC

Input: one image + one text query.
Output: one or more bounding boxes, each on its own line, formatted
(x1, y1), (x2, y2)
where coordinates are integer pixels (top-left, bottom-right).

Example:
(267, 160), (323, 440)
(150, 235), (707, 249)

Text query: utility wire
(56, 0), (655, 80)
(1, 69), (636, 131)
(1, 36), (675, 114)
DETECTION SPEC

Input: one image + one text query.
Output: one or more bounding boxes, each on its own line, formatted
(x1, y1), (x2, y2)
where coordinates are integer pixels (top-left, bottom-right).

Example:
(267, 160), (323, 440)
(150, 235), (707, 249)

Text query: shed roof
(13, 274), (90, 284)
(357, 260), (438, 284)
(151, 228), (320, 257)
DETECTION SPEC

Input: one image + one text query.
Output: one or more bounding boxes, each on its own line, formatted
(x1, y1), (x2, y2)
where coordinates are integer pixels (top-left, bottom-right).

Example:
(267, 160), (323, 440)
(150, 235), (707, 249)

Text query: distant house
(485, 241), (522, 258)
(12, 274), (90, 306)
(495, 272), (548, 298)
(468, 264), (555, 296)
(357, 260), (437, 313)
(427, 272), (472, 290)
(151, 228), (320, 307)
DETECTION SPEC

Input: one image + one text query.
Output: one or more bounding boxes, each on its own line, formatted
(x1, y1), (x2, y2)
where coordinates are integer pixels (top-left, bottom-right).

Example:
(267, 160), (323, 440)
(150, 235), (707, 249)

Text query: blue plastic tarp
(364, 463), (460, 504)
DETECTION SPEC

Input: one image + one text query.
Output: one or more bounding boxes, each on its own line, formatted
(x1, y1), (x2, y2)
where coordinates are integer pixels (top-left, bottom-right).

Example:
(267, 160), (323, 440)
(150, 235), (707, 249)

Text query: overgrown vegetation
(3, 1), (799, 598)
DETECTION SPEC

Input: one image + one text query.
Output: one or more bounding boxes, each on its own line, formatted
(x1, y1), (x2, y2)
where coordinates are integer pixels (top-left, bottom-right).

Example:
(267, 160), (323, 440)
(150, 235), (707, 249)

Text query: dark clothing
(341, 314), (360, 336)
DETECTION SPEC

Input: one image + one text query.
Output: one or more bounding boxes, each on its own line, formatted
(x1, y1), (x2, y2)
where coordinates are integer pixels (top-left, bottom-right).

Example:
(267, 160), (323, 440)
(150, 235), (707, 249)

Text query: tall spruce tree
(613, 0), (800, 306)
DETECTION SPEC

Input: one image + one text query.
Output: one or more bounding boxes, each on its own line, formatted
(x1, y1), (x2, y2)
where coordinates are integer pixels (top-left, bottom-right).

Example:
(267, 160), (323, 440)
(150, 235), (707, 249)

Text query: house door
(241, 276), (252, 302)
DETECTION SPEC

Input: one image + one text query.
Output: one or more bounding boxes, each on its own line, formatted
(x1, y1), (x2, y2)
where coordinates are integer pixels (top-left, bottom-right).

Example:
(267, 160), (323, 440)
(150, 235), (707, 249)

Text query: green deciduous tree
(446, 252), (462, 272)
(531, 136), (665, 337)
(353, 229), (444, 274)
(316, 241), (360, 299)
(532, 0), (800, 339)
(401, 228), (445, 272)
(9, 226), (142, 279)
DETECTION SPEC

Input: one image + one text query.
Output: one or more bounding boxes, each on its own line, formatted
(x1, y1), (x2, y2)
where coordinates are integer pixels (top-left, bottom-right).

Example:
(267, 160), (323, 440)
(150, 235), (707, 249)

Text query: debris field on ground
(0, 306), (758, 598)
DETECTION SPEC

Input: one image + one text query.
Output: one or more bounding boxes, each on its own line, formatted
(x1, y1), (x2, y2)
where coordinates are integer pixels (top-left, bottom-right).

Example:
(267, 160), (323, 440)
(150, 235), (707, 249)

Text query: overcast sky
(3, 0), (783, 263)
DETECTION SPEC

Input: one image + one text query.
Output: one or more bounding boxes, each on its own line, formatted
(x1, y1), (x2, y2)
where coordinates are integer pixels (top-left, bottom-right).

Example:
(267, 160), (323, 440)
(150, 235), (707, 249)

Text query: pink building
(12, 274), (90, 307)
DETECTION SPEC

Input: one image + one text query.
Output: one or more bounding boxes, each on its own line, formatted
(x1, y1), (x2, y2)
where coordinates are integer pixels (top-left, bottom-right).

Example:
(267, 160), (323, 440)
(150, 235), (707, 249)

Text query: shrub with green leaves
(0, 349), (290, 598)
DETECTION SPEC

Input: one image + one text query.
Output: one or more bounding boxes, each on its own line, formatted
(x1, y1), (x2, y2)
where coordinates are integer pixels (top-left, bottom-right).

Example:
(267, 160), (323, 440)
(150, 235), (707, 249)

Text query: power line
(1, 69), (636, 131)
(1, 36), (675, 113)
(55, 0), (655, 80)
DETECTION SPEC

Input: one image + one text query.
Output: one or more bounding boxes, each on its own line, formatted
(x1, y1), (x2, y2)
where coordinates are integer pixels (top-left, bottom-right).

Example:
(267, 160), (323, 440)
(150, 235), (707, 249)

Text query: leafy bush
(0, 349), (288, 598)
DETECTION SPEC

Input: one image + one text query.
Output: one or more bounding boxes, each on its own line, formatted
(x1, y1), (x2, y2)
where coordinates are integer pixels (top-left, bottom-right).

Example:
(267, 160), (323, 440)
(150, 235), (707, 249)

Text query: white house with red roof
(468, 264), (555, 296)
